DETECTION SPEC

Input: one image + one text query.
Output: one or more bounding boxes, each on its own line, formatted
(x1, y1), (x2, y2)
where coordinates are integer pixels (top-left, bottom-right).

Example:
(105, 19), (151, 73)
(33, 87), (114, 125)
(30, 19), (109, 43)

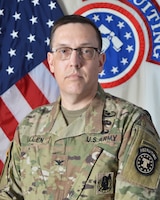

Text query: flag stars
(46, 19), (54, 28)
(6, 66), (14, 75)
(92, 14), (100, 22)
(8, 48), (16, 57)
(45, 37), (50, 46)
(30, 16), (38, 25)
(32, 0), (40, 6)
(27, 34), (36, 42)
(25, 51), (34, 60)
(10, 30), (19, 39)
(13, 12), (21, 21)
(48, 1), (56, 10)
(0, 9), (4, 16)
(117, 21), (125, 29)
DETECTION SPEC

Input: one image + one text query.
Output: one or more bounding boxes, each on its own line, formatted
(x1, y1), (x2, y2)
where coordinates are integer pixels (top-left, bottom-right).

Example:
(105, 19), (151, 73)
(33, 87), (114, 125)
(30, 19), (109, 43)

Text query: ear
(98, 52), (106, 73)
(47, 52), (54, 73)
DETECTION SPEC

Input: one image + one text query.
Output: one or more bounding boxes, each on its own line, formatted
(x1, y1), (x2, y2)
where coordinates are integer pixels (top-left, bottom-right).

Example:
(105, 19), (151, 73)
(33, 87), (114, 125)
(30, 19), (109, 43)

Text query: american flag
(0, 0), (63, 174)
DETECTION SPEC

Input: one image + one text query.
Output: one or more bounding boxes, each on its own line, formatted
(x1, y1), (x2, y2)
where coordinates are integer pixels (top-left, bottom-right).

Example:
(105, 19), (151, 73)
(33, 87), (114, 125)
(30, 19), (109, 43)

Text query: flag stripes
(0, 61), (59, 173)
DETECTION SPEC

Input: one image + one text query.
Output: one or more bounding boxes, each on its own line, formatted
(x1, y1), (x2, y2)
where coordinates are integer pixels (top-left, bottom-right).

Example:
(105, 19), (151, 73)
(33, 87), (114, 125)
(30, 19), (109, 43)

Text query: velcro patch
(96, 172), (114, 195)
(135, 146), (158, 175)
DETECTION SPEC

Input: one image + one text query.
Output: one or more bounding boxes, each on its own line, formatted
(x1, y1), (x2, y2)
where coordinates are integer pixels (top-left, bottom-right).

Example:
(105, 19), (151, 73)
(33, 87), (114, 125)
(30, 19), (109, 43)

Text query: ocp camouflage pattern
(0, 85), (160, 199)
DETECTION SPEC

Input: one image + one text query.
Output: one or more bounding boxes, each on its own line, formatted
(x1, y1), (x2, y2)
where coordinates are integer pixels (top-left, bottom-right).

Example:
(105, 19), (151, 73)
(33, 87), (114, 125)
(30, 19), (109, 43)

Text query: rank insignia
(96, 172), (114, 195)
(135, 146), (158, 175)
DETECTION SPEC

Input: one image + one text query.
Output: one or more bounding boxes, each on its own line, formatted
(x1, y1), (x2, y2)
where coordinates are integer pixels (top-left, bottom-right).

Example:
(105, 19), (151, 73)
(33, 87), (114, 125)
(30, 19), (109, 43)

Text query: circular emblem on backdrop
(75, 3), (145, 88)
(135, 146), (158, 175)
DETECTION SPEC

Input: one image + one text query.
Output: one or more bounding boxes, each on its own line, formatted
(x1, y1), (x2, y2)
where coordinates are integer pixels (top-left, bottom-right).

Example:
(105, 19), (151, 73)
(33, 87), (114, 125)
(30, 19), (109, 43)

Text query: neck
(60, 90), (97, 111)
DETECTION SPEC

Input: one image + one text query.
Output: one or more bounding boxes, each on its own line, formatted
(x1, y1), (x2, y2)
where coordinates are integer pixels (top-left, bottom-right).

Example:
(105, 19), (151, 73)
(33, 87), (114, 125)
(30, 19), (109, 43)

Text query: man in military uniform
(0, 15), (160, 200)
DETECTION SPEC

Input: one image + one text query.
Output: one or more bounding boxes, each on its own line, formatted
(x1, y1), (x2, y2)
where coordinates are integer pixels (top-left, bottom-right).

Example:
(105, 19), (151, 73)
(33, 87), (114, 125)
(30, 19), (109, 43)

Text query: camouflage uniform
(0, 85), (160, 200)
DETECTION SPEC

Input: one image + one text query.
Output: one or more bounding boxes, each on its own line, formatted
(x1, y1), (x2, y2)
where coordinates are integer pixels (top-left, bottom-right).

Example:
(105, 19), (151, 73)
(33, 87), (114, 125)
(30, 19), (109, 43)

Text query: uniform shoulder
(17, 102), (57, 136)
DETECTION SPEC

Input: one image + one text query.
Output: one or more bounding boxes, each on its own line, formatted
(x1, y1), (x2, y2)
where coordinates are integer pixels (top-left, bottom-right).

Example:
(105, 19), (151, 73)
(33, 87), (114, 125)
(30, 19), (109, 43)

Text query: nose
(69, 49), (82, 68)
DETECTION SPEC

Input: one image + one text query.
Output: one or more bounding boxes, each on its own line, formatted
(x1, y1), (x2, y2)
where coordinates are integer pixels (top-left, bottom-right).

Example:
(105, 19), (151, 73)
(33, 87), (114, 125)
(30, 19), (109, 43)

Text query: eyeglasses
(51, 47), (101, 60)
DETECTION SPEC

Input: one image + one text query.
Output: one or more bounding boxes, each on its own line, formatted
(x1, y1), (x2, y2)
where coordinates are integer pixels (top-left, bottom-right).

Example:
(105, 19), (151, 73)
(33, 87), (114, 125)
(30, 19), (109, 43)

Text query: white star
(92, 14), (100, 22)
(17, 0), (24, 2)
(0, 9), (4, 16)
(32, 0), (40, 6)
(153, 52), (159, 59)
(121, 57), (128, 65)
(13, 12), (21, 21)
(30, 16), (38, 25)
(10, 30), (19, 39)
(0, 28), (2, 34)
(46, 19), (54, 28)
(111, 66), (119, 74)
(126, 45), (134, 53)
(27, 34), (36, 43)
(48, 1), (56, 10)
(25, 51), (33, 60)
(6, 66), (14, 75)
(124, 32), (132, 40)
(99, 70), (105, 77)
(117, 21), (125, 29)
(8, 48), (16, 57)
(45, 37), (50, 46)
(106, 15), (113, 23)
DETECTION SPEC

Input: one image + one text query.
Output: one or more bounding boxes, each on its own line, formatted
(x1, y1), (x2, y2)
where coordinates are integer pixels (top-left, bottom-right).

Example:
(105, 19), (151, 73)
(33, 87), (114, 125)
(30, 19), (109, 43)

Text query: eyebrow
(53, 43), (97, 48)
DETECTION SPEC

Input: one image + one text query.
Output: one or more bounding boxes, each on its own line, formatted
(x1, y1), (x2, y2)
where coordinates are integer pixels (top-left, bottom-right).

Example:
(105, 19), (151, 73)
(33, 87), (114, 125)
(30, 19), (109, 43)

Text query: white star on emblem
(13, 12), (21, 21)
(8, 48), (16, 57)
(124, 32), (132, 40)
(126, 45), (134, 53)
(27, 34), (36, 43)
(111, 66), (119, 74)
(48, 1), (56, 10)
(25, 51), (33, 60)
(92, 14), (100, 22)
(6, 66), (14, 75)
(30, 16), (38, 25)
(10, 30), (19, 39)
(99, 70), (106, 77)
(46, 19), (54, 28)
(106, 15), (113, 23)
(121, 57), (128, 65)
(153, 52), (159, 59)
(117, 21), (125, 29)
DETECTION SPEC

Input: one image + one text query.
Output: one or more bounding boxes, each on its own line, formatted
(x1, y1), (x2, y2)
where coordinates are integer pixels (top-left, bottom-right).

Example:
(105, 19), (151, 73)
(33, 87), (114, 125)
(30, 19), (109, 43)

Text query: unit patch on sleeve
(135, 146), (158, 176)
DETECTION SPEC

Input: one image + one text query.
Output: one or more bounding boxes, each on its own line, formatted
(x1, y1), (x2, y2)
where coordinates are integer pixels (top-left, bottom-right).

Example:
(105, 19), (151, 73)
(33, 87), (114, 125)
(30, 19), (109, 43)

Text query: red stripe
(0, 160), (4, 175)
(16, 74), (49, 109)
(0, 98), (18, 141)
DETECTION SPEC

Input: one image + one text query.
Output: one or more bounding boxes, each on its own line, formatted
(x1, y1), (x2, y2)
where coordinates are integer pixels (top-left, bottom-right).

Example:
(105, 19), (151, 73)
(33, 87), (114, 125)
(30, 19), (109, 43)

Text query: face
(47, 23), (105, 100)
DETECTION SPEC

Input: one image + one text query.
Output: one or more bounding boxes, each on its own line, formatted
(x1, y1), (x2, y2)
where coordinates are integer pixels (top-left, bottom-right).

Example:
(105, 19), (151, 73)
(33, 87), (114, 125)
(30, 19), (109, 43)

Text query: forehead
(52, 23), (98, 46)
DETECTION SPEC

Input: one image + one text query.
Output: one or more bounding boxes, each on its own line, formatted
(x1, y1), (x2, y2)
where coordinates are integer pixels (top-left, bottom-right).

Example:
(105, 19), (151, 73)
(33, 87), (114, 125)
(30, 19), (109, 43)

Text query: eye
(81, 48), (92, 54)
(58, 47), (71, 54)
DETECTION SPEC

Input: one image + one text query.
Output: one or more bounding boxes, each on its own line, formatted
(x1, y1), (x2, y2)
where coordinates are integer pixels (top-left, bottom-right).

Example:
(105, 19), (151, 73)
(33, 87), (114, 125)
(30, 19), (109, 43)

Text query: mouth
(66, 73), (82, 80)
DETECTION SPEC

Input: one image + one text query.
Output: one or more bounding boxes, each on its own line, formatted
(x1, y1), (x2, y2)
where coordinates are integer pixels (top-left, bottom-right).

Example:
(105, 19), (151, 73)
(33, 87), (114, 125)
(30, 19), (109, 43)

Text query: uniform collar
(45, 84), (106, 135)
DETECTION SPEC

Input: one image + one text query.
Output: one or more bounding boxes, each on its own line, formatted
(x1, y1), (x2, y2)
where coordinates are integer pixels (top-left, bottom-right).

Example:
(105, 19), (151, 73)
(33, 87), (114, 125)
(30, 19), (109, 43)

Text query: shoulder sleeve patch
(121, 126), (160, 189)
